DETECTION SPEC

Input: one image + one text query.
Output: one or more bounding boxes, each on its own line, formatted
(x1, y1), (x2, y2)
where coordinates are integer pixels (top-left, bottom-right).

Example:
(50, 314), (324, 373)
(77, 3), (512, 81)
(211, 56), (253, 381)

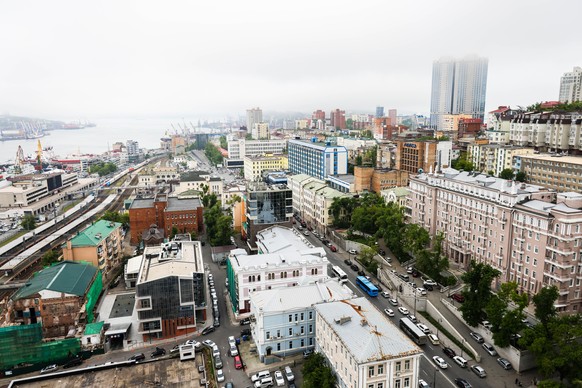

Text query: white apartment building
(226, 226), (329, 313)
(247, 107), (263, 133)
(249, 278), (354, 361)
(295, 119), (310, 129)
(408, 169), (582, 313)
(252, 122), (270, 140)
(467, 144), (534, 176)
(315, 297), (422, 388)
(227, 139), (288, 159)
(509, 112), (582, 152)
(380, 187), (410, 208)
(559, 66), (582, 103)
(174, 172), (223, 198)
(288, 174), (348, 234)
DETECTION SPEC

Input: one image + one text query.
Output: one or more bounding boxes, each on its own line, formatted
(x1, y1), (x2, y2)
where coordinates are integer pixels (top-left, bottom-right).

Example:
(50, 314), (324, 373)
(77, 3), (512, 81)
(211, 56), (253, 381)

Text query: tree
(415, 232), (449, 282)
(520, 314), (582, 385)
(485, 282), (528, 347)
(515, 171), (527, 182)
(459, 261), (501, 326)
(219, 135), (228, 149)
(402, 223), (430, 257)
(21, 214), (36, 231)
(170, 226), (178, 239)
(355, 155), (363, 166)
(41, 249), (60, 267)
(302, 353), (337, 388)
(533, 285), (559, 330)
(358, 247), (379, 275)
(100, 210), (129, 228)
(499, 168), (514, 180)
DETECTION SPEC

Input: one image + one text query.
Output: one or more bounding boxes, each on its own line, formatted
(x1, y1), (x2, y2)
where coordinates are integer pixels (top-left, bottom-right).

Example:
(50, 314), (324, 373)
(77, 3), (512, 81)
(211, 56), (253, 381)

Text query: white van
(284, 366), (294, 382)
(254, 376), (274, 388)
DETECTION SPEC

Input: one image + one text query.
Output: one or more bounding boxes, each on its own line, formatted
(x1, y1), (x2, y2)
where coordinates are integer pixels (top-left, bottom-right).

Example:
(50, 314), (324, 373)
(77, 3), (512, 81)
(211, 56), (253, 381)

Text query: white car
(274, 370), (285, 386)
(416, 287), (427, 296)
(433, 355), (448, 369)
(419, 379), (430, 388)
(229, 344), (238, 357)
(228, 336), (236, 347)
(428, 334), (440, 345)
(409, 314), (417, 323)
(424, 279), (437, 286)
(202, 339), (216, 349)
(216, 368), (225, 382)
(389, 298), (398, 306)
(348, 249), (357, 254)
(381, 291), (390, 298)
(453, 355), (468, 368)
(251, 370), (271, 383)
(417, 323), (430, 334)
(398, 306), (409, 315)
(384, 308), (395, 317)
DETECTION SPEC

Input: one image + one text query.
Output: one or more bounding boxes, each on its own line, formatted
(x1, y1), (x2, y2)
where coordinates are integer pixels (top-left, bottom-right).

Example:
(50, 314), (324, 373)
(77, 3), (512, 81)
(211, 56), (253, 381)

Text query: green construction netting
(85, 270), (103, 323)
(0, 324), (80, 370)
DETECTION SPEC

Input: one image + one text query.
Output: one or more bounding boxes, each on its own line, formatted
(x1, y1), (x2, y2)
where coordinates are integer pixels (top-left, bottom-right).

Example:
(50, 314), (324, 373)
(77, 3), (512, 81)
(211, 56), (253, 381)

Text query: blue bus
(356, 276), (379, 297)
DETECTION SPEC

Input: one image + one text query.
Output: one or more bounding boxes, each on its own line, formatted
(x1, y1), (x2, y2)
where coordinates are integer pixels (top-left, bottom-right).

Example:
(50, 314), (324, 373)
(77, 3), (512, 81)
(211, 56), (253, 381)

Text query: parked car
(216, 369), (225, 382)
(63, 356), (83, 369)
(380, 291), (390, 298)
(428, 334), (440, 345)
(418, 379), (430, 388)
(40, 364), (59, 374)
(202, 339), (216, 349)
(350, 264), (359, 271)
(398, 307), (409, 315)
(482, 342), (497, 356)
(214, 356), (223, 369)
(348, 249), (357, 254)
(471, 364), (487, 378)
(274, 370), (285, 386)
(470, 332), (484, 343)
(389, 298), (398, 306)
(379, 249), (386, 255)
(417, 324), (430, 334)
(284, 366), (295, 382)
(241, 328), (252, 337)
(303, 230), (309, 236)
(481, 320), (493, 330)
(201, 326), (215, 335)
(497, 357), (513, 370)
(344, 259), (352, 265)
(240, 318), (251, 326)
(408, 314), (417, 323)
(150, 347), (166, 358)
(357, 270), (365, 276)
(128, 353), (145, 363)
(384, 308), (395, 317)
(303, 349), (314, 358)
(229, 344), (238, 357)
(451, 293), (465, 303)
(228, 336), (236, 347)
(432, 355), (448, 369)
(423, 283), (434, 291)
(330, 245), (337, 252)
(453, 355), (468, 368)
(454, 378), (472, 388)
(251, 370), (271, 382)
(416, 287), (427, 296)
(234, 355), (243, 370)
(443, 347), (456, 358)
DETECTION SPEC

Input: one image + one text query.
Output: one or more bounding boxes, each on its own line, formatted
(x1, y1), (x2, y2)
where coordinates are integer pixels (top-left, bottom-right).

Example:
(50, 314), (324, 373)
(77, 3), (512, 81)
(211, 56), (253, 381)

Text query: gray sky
(1, 0), (581, 120)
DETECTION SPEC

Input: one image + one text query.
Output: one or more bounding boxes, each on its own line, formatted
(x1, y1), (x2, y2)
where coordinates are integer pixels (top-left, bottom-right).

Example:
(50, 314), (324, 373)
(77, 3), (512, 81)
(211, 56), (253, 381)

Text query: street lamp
(433, 367), (439, 388)
(437, 318), (442, 337)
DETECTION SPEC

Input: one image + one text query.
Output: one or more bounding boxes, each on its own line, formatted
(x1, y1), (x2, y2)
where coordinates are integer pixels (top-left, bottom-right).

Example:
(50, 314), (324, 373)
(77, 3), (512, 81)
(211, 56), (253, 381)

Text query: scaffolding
(86, 270), (103, 323)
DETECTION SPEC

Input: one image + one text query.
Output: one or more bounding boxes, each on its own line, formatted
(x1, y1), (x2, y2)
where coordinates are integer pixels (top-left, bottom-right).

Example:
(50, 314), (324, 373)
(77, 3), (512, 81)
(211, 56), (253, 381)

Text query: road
(300, 228), (528, 388)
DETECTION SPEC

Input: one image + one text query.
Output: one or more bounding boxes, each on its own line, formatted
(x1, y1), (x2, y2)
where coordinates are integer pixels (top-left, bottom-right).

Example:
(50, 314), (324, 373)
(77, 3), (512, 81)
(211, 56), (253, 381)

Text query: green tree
(170, 226), (178, 239)
(219, 135), (228, 149)
(459, 261), (501, 326)
(415, 232), (449, 282)
(330, 197), (358, 228)
(204, 143), (223, 166)
(358, 247), (379, 275)
(515, 171), (527, 182)
(402, 223), (430, 257)
(485, 282), (528, 347)
(345, 118), (354, 130)
(100, 210), (129, 228)
(302, 353), (337, 388)
(355, 155), (363, 166)
(520, 314), (582, 385)
(499, 168), (515, 180)
(532, 285), (559, 330)
(21, 214), (36, 230)
(451, 154), (475, 171)
(41, 249), (60, 267)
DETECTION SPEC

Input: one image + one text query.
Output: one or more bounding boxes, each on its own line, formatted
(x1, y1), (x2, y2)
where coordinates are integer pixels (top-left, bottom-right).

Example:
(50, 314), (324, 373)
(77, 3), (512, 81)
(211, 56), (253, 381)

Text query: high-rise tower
(246, 107), (263, 132)
(430, 56), (488, 130)
(559, 67), (582, 103)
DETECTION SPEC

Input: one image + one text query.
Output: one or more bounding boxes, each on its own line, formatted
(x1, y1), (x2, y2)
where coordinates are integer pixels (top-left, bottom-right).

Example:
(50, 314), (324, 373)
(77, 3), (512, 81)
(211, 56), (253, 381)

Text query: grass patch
(0, 230), (27, 248)
(419, 311), (476, 360)
(62, 198), (84, 213)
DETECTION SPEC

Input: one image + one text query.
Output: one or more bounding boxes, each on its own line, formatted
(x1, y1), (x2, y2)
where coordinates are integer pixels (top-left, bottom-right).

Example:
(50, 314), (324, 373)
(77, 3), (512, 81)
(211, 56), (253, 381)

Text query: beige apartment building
(517, 154), (582, 193)
(408, 169), (582, 314)
(467, 144), (534, 176)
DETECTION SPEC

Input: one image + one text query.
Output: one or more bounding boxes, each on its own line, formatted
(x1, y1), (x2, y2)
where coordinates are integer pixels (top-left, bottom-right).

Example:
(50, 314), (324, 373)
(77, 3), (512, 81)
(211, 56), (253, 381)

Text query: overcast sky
(1, 0), (581, 120)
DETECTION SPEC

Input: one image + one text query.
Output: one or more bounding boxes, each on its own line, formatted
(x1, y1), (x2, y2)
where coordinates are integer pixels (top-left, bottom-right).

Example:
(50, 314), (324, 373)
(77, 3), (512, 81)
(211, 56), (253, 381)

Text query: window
(368, 366), (374, 377)
(289, 315), (293, 323)
(295, 313), (298, 321)
(266, 332), (270, 339)
(404, 377), (410, 387)
(288, 328), (293, 336)
(277, 343), (281, 351)
(309, 311), (313, 320)
(395, 380), (401, 388)
(301, 312), (304, 320)
(378, 364), (384, 374)
(378, 384), (384, 388)
(404, 359), (410, 370)
(288, 341), (293, 349)
(395, 361), (401, 372)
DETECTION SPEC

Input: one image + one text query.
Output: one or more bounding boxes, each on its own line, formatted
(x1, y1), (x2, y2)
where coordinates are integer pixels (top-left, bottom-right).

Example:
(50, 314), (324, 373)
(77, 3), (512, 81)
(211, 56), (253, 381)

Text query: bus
(331, 265), (348, 283)
(356, 276), (379, 297)
(399, 317), (427, 345)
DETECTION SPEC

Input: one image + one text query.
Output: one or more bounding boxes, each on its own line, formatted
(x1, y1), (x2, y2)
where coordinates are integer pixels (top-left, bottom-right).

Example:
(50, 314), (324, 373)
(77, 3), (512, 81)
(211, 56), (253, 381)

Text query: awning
(105, 322), (132, 336)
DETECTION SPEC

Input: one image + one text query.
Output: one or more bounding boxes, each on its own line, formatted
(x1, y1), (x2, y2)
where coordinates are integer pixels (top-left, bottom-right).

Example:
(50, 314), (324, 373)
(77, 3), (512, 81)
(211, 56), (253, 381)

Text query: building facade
(430, 55), (488, 130)
(467, 144), (534, 176)
(226, 226), (329, 313)
(509, 111), (582, 153)
(252, 122), (270, 140)
(288, 139), (348, 180)
(62, 220), (123, 280)
(315, 297), (422, 388)
(246, 107), (263, 133)
(559, 66), (582, 103)
(517, 154), (582, 193)
(227, 139), (288, 160)
(243, 154), (288, 182)
(330, 109), (346, 129)
(249, 279), (354, 362)
(394, 140), (452, 174)
(135, 240), (206, 340)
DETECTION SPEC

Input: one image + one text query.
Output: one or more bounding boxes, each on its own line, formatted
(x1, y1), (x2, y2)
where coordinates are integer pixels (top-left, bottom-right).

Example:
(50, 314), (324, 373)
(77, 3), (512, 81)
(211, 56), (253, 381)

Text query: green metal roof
(84, 321), (104, 335)
(12, 261), (98, 300)
(69, 219), (122, 247)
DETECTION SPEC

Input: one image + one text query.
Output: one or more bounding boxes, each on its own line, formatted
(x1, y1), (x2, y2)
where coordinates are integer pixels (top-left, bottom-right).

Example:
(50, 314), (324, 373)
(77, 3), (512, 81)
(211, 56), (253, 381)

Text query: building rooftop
(229, 243), (327, 273)
(138, 241), (204, 284)
(256, 226), (318, 254)
(180, 171), (210, 181)
(315, 297), (422, 364)
(328, 174), (355, 184)
(12, 261), (98, 300)
(518, 153), (582, 165)
(129, 198), (155, 210)
(251, 278), (354, 313)
(68, 219), (122, 247)
(126, 255), (143, 275)
(289, 139), (345, 150)
(84, 321), (104, 335)
(166, 197), (202, 212)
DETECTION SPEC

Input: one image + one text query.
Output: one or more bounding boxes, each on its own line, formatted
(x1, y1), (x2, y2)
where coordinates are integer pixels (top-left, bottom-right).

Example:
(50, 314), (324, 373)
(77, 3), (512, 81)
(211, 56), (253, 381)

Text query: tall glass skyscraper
(430, 55), (488, 130)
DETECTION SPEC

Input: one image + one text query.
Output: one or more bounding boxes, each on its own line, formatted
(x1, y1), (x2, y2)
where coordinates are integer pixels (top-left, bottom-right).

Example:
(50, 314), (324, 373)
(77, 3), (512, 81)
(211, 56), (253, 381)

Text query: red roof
(489, 106), (510, 114)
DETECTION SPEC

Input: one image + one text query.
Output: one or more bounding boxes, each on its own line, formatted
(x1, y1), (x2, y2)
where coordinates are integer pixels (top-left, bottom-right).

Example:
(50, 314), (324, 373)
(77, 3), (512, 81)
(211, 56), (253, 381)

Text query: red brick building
(129, 194), (204, 245)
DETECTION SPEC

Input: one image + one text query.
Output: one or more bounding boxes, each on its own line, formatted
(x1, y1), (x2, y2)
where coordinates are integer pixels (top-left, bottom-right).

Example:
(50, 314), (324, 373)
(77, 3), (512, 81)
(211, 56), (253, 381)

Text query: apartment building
(353, 166), (409, 193)
(175, 171), (223, 198)
(509, 112), (582, 152)
(288, 139), (348, 180)
(516, 154), (582, 193)
(62, 220), (123, 280)
(381, 187), (410, 208)
(559, 66), (582, 103)
(394, 140), (452, 174)
(226, 226), (329, 313)
(135, 240), (206, 341)
(467, 144), (534, 176)
(315, 297), (422, 388)
(249, 278), (354, 361)
(243, 154), (288, 182)
(226, 138), (288, 168)
(408, 169), (582, 313)
(252, 122), (270, 140)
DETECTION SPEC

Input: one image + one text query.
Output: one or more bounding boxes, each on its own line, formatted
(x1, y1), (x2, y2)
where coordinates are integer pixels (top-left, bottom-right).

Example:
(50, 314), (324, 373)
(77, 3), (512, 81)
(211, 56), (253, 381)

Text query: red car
(234, 355), (242, 369)
(451, 293), (465, 303)
(330, 245), (337, 252)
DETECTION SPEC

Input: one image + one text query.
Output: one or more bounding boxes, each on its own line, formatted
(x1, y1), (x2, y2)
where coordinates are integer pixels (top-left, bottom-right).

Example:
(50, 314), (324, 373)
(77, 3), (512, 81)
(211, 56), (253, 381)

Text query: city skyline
(1, 0), (581, 119)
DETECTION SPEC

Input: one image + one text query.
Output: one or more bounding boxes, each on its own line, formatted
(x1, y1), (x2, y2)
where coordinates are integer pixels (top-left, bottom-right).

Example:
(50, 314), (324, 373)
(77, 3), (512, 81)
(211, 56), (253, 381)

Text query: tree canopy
(302, 353), (336, 388)
(21, 214), (36, 230)
(204, 203), (233, 246)
(89, 162), (117, 177)
(499, 168), (514, 180)
(100, 210), (129, 228)
(459, 261), (501, 326)
(204, 143), (223, 166)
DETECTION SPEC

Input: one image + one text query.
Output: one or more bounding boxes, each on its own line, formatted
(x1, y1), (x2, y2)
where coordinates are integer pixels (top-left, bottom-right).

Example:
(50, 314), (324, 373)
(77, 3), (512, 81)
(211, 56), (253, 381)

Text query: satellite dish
(418, 168), (424, 174)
